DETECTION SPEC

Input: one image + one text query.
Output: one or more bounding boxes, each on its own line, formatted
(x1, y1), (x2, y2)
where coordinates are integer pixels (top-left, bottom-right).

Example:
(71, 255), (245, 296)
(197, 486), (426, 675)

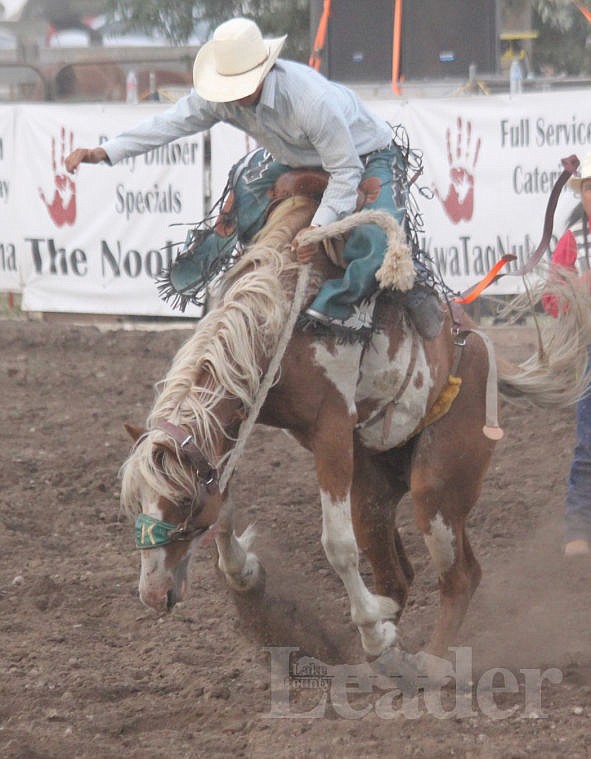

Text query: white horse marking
(215, 521), (264, 593)
(423, 512), (456, 575)
(136, 493), (177, 608)
(312, 341), (364, 414)
(356, 328), (434, 450)
(319, 489), (398, 657)
(139, 542), (195, 612)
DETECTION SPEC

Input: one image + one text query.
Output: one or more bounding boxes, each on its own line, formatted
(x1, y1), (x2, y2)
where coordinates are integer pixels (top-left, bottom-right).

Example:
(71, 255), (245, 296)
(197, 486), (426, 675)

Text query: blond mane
(120, 197), (314, 516)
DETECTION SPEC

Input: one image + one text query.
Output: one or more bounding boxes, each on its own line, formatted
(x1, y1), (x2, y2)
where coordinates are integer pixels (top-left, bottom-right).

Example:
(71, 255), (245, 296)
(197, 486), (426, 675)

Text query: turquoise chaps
(166, 145), (411, 321)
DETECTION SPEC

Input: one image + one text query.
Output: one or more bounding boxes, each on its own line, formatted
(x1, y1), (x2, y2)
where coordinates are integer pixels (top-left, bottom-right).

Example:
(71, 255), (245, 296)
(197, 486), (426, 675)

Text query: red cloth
(542, 230), (579, 317)
(551, 229), (578, 269)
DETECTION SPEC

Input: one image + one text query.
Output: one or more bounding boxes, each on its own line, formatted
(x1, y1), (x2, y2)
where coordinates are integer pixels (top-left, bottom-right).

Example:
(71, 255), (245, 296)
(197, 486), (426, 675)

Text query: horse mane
(120, 197), (315, 517)
(496, 265), (591, 407)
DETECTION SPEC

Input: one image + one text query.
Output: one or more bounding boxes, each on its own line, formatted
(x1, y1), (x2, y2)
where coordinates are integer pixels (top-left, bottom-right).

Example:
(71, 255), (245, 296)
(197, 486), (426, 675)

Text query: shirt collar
(258, 65), (279, 110)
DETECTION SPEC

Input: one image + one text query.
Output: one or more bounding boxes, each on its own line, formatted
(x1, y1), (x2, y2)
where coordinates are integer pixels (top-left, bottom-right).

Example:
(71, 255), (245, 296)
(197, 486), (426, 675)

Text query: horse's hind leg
(409, 336), (495, 659)
(411, 442), (490, 658)
(214, 502), (266, 594)
(350, 449), (414, 618)
(420, 513), (481, 658)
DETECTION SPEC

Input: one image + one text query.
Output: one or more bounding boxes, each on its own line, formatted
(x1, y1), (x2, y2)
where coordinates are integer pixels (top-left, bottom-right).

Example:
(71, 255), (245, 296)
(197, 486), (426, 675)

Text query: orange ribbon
(453, 255), (516, 305)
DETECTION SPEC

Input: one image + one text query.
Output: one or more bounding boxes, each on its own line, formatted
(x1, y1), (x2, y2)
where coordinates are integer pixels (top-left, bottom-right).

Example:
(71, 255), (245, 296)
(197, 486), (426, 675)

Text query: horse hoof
(361, 620), (398, 658)
(369, 647), (454, 688)
(414, 650), (454, 685)
(244, 560), (266, 597)
(228, 557), (266, 596)
(369, 645), (419, 682)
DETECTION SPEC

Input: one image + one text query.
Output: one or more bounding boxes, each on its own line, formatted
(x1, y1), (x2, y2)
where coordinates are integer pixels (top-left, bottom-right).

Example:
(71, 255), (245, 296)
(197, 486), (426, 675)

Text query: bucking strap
(454, 154), (580, 305)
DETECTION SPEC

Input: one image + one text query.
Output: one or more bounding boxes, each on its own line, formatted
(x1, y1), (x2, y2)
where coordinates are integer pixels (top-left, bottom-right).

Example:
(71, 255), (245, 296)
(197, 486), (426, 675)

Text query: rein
(218, 258), (311, 493)
(133, 261), (310, 550)
(134, 254), (311, 550)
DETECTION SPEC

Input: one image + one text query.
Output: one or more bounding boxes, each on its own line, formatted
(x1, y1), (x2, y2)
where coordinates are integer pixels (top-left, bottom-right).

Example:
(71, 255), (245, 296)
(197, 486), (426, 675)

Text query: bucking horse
(119, 155), (591, 669)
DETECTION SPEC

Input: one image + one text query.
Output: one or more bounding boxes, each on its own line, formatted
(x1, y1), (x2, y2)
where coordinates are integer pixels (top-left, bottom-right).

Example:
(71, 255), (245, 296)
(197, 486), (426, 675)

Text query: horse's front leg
(214, 496), (266, 594)
(315, 422), (399, 657)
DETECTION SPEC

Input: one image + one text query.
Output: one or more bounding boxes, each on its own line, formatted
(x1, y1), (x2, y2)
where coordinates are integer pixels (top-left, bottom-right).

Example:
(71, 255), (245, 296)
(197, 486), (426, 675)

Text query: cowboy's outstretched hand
(291, 226), (321, 264)
(65, 147), (108, 174)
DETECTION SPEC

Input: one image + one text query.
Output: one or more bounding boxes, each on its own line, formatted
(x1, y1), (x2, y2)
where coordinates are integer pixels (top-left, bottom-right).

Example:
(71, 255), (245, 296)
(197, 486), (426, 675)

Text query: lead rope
(218, 261), (311, 493)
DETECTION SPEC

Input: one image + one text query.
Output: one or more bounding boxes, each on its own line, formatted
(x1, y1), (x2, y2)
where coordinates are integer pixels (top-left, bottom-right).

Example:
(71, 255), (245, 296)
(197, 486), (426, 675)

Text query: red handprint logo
(38, 127), (77, 226)
(433, 118), (481, 224)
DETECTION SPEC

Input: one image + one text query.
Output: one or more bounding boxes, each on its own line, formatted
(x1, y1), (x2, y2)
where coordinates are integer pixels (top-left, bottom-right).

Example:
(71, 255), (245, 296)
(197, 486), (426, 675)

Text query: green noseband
(135, 513), (180, 549)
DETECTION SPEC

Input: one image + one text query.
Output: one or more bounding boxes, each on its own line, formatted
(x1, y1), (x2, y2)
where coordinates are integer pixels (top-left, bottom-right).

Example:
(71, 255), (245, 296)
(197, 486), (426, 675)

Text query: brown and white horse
(120, 195), (591, 661)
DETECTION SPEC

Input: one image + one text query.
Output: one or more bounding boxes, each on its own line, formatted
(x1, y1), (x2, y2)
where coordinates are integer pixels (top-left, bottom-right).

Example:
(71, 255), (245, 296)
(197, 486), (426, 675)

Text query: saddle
(271, 168), (330, 203)
(271, 168), (381, 212)
(215, 167), (381, 237)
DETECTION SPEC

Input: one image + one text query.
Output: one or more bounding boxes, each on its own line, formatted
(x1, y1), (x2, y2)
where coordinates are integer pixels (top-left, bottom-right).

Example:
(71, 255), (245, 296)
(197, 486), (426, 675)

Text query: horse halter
(134, 420), (220, 550)
(155, 419), (218, 488)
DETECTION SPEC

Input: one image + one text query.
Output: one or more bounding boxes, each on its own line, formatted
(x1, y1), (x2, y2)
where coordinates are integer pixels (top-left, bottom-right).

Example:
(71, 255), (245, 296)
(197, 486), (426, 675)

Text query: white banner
(0, 106), (18, 291)
(2, 91), (589, 312)
(409, 91), (586, 295)
(372, 91), (586, 294)
(17, 104), (203, 316)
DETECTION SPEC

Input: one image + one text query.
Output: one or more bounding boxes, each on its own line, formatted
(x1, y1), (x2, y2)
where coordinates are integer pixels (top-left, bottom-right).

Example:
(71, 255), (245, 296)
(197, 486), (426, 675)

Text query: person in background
(64, 16), (441, 339)
(543, 152), (591, 557)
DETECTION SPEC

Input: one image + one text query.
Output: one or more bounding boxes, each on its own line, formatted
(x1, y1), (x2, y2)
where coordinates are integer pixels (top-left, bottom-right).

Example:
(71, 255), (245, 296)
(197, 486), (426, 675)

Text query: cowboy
(543, 152), (591, 557)
(65, 17), (441, 338)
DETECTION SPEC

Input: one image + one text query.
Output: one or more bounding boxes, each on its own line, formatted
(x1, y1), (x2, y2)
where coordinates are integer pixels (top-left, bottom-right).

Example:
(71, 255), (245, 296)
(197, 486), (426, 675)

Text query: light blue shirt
(102, 60), (392, 227)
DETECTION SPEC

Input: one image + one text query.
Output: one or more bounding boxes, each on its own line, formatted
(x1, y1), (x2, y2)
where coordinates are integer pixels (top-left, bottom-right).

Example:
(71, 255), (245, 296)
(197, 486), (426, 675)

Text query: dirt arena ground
(1, 315), (591, 759)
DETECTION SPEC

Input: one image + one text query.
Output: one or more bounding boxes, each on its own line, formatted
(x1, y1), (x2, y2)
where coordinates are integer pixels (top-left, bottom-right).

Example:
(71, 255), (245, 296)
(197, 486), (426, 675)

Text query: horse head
(121, 422), (223, 613)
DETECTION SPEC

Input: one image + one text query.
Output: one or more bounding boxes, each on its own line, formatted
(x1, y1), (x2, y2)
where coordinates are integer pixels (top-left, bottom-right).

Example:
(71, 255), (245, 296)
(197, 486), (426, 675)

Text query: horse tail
(494, 267), (591, 408)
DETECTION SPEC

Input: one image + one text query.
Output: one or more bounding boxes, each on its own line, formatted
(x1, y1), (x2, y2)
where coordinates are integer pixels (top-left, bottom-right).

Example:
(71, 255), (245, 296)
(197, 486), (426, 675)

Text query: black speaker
(310, 0), (395, 83)
(309, 1), (498, 83)
(401, 0), (498, 79)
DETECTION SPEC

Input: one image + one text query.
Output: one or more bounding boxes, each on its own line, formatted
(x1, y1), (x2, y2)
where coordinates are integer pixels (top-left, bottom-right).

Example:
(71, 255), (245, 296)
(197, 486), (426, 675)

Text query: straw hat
(568, 152), (591, 192)
(193, 18), (286, 103)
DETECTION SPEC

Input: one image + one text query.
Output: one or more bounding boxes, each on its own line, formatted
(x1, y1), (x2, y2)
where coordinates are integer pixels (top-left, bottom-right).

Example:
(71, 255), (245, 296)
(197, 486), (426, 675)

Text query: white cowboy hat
(193, 18), (287, 103)
(568, 152), (591, 192)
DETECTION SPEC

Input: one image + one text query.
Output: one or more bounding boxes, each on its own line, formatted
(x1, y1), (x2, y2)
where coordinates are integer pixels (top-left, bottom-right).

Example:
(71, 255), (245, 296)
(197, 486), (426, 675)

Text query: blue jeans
(565, 378), (591, 543)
